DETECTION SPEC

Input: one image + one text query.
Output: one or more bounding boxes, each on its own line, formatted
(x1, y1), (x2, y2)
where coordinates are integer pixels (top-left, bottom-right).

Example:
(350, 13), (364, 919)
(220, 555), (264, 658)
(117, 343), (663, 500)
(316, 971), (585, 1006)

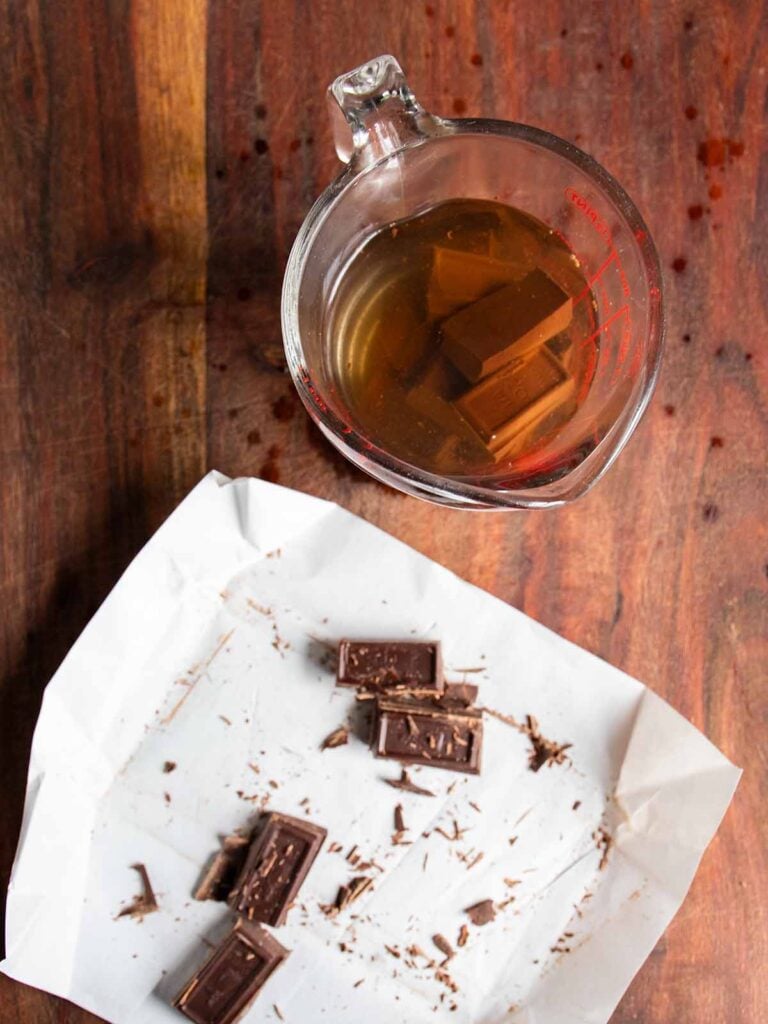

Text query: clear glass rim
(281, 118), (665, 510)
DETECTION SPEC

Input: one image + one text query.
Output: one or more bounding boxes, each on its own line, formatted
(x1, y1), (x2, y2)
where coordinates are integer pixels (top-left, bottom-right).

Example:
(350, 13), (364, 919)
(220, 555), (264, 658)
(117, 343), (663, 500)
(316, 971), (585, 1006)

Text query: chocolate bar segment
(454, 347), (575, 461)
(174, 919), (288, 1024)
(229, 812), (326, 926)
(337, 640), (444, 696)
(373, 698), (482, 774)
(441, 268), (573, 382)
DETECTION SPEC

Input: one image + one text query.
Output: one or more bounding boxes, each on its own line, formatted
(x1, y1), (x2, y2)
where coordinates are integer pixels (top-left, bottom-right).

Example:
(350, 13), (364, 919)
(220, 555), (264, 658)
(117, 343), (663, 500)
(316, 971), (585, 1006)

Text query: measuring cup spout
(327, 54), (436, 167)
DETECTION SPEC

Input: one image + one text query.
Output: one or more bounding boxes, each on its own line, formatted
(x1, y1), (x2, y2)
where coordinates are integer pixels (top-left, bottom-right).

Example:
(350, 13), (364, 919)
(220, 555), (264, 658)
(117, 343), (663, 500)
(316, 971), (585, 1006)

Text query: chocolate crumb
(433, 934), (455, 961)
(163, 761), (177, 773)
(710, 436), (724, 448)
(594, 827), (613, 870)
(464, 899), (496, 926)
(384, 944), (401, 959)
(218, 715), (232, 726)
(468, 801), (481, 813)
(163, 792), (171, 804)
(321, 726), (349, 750)
(353, 978), (364, 988)
(572, 800), (582, 810)
(117, 864), (158, 921)
(457, 924), (469, 947)
(273, 1005), (284, 1021)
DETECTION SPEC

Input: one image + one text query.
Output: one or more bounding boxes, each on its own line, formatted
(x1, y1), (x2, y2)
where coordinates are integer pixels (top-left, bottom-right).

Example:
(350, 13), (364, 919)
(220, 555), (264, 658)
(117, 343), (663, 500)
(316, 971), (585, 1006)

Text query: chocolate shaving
(572, 800), (581, 810)
(394, 804), (406, 833)
(321, 726), (349, 751)
(384, 944), (401, 959)
(594, 827), (613, 870)
(484, 707), (572, 771)
(457, 924), (469, 947)
(273, 1005), (285, 1021)
(117, 864), (158, 920)
(163, 761), (177, 773)
(524, 715), (572, 771)
(323, 875), (373, 916)
(464, 899), (495, 926)
(432, 934), (455, 961)
(384, 769), (435, 797)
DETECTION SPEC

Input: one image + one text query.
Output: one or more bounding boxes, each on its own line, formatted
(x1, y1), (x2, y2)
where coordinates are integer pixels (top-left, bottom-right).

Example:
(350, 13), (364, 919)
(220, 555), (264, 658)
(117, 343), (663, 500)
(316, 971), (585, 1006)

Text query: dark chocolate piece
(194, 834), (250, 903)
(174, 919), (288, 1024)
(454, 347), (575, 460)
(230, 812), (326, 926)
(373, 698), (482, 774)
(442, 268), (573, 382)
(337, 640), (443, 696)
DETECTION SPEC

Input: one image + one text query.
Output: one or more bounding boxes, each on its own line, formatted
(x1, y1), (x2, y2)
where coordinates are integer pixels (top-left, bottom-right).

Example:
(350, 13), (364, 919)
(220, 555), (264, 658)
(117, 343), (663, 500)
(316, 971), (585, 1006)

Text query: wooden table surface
(1, 0), (766, 1020)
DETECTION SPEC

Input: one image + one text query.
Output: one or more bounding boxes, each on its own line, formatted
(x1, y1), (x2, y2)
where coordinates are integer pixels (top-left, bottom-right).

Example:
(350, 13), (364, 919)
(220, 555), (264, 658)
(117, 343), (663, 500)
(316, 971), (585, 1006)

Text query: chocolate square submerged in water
(174, 919), (288, 1024)
(229, 812), (326, 926)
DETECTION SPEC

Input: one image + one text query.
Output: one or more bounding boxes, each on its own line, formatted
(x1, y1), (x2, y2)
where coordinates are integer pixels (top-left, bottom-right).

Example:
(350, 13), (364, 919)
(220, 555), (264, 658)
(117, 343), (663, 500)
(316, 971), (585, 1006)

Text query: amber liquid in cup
(327, 198), (598, 482)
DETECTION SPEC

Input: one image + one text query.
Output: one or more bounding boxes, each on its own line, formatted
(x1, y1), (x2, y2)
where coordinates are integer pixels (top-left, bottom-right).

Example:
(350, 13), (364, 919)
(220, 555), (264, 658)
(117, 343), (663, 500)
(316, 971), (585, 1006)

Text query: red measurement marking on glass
(578, 304), (630, 350)
(574, 251), (617, 305)
(611, 311), (634, 385)
(565, 187), (631, 300)
(578, 343), (599, 404)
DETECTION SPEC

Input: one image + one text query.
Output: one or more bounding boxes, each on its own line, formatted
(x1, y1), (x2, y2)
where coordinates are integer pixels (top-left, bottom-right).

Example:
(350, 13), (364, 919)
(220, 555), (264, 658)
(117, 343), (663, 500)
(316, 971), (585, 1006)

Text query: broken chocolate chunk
(229, 812), (326, 926)
(194, 834), (250, 903)
(464, 899), (496, 926)
(337, 640), (443, 696)
(174, 919), (288, 1024)
(373, 697), (483, 774)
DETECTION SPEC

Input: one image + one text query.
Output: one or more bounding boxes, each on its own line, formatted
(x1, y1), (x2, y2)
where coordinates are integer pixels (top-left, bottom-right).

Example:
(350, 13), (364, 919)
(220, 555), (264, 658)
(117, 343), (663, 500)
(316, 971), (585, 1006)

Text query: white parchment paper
(1, 472), (740, 1023)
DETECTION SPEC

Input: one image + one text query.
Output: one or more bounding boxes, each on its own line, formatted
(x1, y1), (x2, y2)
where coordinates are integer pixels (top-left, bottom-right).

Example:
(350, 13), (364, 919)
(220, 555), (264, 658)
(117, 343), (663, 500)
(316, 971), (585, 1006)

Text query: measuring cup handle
(327, 55), (436, 166)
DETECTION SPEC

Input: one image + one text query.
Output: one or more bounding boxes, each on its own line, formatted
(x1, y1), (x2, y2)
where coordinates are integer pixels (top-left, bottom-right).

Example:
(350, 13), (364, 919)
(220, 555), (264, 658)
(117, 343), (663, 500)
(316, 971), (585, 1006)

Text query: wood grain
(1, 0), (766, 1020)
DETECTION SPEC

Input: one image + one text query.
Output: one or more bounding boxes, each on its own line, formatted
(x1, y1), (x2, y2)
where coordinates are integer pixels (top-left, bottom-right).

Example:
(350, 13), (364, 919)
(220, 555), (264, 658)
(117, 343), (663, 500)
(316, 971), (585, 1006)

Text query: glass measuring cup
(281, 56), (664, 509)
